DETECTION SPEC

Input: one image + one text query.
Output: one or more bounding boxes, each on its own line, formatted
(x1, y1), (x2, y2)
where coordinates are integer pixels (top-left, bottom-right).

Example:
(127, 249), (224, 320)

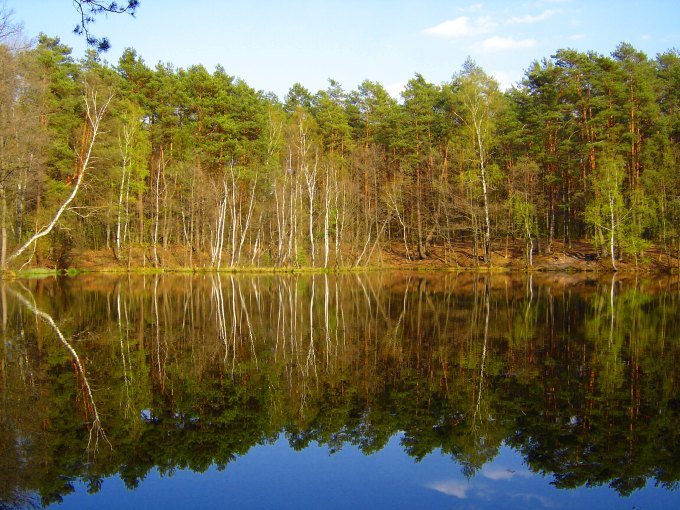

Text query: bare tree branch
(72, 0), (139, 51)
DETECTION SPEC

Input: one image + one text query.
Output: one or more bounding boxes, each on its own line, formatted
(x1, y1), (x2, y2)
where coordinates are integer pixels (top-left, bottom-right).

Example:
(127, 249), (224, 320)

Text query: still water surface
(0, 272), (678, 509)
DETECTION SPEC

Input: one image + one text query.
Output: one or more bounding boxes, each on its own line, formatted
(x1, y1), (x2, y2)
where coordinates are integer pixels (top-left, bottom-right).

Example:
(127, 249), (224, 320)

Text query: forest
(0, 25), (678, 271)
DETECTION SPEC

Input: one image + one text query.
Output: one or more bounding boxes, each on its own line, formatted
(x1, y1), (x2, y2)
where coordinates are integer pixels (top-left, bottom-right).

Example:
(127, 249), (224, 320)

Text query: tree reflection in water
(0, 272), (678, 506)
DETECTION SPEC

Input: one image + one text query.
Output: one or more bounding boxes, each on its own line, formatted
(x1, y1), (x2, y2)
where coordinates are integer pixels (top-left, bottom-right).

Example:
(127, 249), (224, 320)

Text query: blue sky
(6, 0), (680, 99)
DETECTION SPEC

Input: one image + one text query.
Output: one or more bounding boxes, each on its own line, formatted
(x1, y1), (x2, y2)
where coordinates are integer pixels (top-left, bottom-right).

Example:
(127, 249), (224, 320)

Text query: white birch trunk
(6, 89), (112, 267)
(608, 187), (617, 271)
(152, 148), (168, 268)
(229, 170), (238, 267)
(304, 152), (318, 267)
(116, 125), (132, 258)
(474, 115), (492, 264)
(236, 171), (257, 265)
(323, 164), (330, 269)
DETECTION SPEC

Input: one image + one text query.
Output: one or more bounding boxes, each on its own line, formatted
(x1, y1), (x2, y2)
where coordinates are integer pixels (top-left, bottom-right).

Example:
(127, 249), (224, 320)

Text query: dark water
(0, 272), (678, 509)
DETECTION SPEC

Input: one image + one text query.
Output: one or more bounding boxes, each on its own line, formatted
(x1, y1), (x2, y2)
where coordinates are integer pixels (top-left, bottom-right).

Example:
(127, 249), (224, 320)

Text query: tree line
(0, 32), (678, 270)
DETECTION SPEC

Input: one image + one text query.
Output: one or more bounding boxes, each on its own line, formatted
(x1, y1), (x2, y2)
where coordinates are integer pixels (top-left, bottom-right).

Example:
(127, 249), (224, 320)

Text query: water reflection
(0, 272), (678, 507)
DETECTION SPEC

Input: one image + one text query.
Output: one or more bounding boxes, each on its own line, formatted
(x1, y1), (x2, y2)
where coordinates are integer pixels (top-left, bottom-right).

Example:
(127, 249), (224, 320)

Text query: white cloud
(482, 467), (532, 480)
(426, 480), (470, 499)
(508, 10), (555, 24)
(478, 36), (536, 51)
(512, 493), (556, 508)
(568, 33), (586, 40)
(423, 16), (497, 38)
(460, 2), (484, 12)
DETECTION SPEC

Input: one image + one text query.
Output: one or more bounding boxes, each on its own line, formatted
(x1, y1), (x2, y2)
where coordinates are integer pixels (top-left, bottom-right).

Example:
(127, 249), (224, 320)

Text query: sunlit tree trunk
(5, 88), (112, 269)
(116, 124), (133, 260)
(323, 164), (330, 268)
(0, 185), (6, 270)
(451, 61), (501, 265)
(235, 170), (257, 266)
(152, 148), (168, 268)
(300, 122), (318, 267)
(274, 183), (285, 265)
(210, 177), (228, 269)
(474, 115), (492, 263)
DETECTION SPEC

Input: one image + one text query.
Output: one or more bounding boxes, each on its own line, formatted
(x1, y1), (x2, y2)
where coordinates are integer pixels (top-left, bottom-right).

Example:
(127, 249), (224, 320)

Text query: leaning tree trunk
(4, 88), (112, 270)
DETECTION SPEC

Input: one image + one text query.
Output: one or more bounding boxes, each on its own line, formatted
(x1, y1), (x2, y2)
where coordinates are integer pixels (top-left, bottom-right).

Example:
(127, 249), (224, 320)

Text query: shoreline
(5, 240), (678, 277)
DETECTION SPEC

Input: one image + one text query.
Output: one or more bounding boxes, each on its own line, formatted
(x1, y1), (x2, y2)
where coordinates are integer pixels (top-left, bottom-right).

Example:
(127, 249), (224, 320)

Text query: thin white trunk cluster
(274, 150), (301, 266)
(273, 159), (343, 269)
(295, 115), (318, 267)
(210, 164), (258, 269)
(272, 114), (345, 269)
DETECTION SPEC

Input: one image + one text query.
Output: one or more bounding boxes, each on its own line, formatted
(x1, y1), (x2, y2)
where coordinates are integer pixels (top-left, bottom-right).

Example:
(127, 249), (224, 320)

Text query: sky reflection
(53, 436), (677, 510)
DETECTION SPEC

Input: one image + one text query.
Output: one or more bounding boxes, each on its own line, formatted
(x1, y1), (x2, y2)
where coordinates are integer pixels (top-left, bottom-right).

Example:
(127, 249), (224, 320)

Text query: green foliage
(510, 193), (536, 236)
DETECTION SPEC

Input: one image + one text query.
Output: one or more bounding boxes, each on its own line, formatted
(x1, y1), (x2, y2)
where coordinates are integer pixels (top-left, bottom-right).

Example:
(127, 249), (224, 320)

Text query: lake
(0, 272), (678, 509)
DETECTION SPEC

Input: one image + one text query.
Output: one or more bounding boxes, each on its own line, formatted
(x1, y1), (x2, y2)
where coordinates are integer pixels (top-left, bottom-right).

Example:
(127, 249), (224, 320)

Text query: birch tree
(293, 110), (318, 267)
(115, 103), (149, 259)
(586, 155), (625, 271)
(449, 60), (503, 264)
(4, 86), (111, 269)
